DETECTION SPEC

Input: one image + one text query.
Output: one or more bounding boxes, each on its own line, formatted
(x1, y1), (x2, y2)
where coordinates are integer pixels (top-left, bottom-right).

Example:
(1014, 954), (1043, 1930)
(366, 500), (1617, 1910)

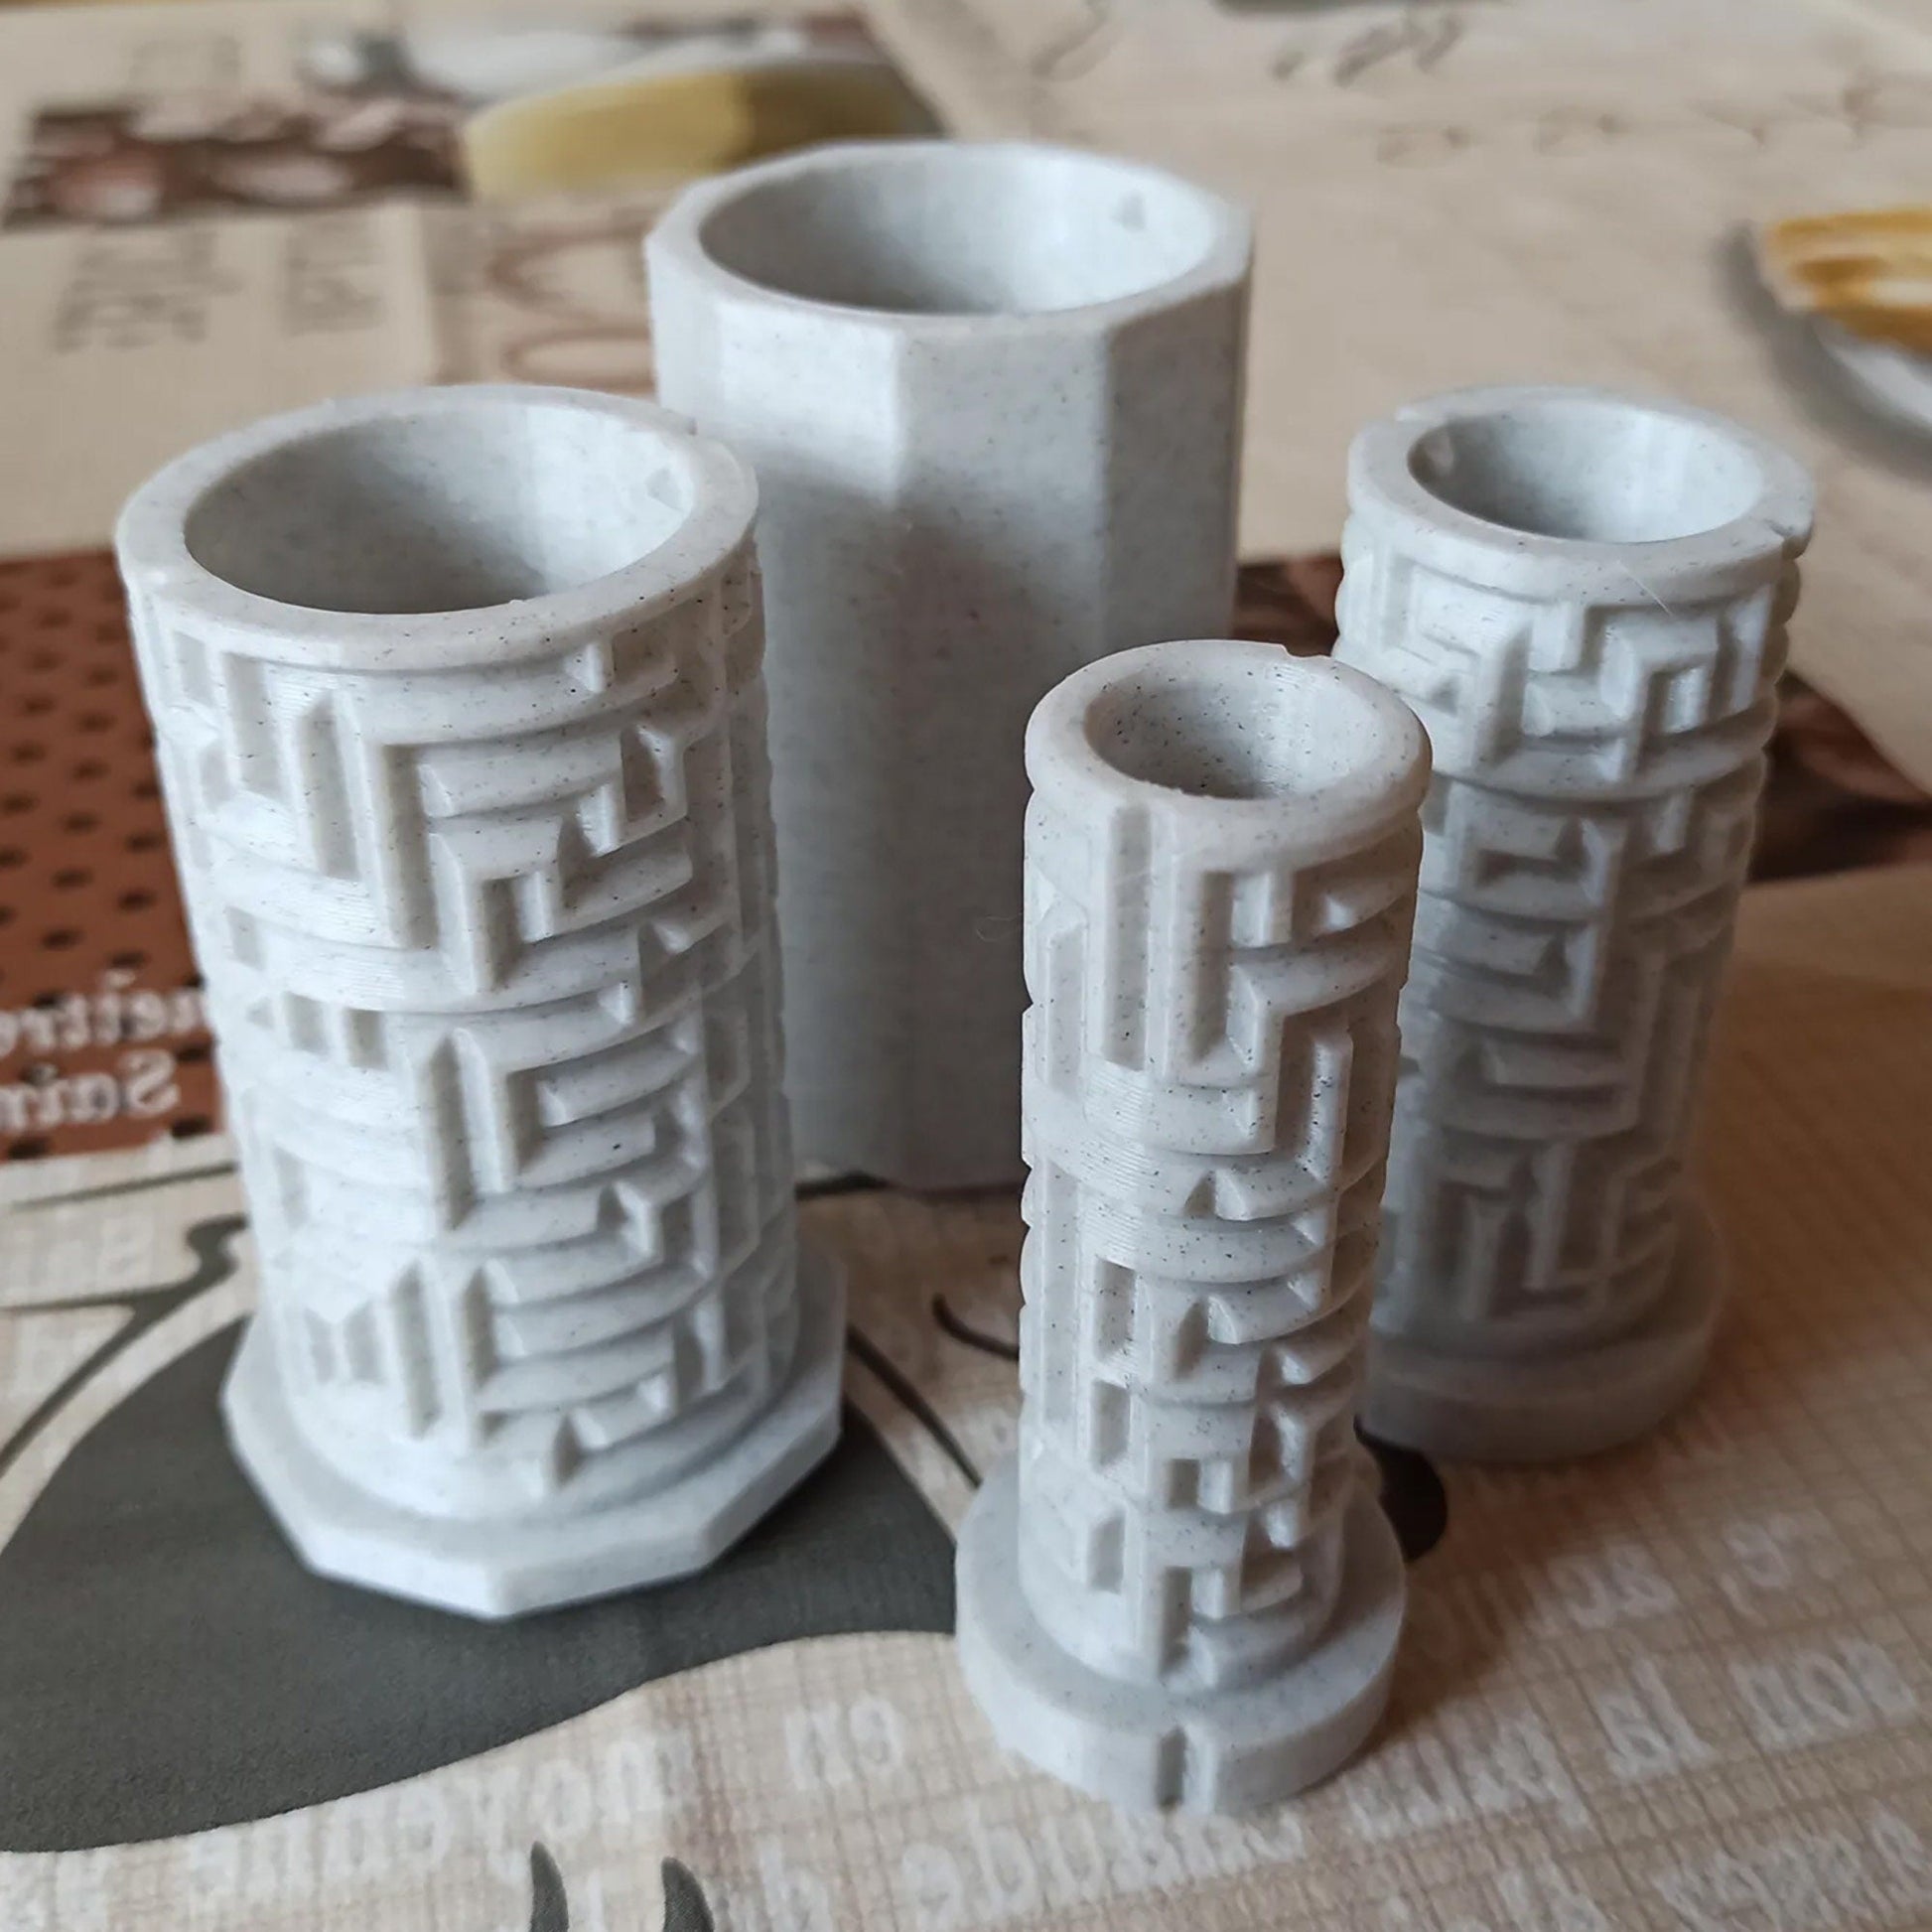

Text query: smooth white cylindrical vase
(1333, 386), (1814, 1462)
(955, 639), (1428, 1813)
(647, 140), (1252, 1189)
(114, 384), (844, 1617)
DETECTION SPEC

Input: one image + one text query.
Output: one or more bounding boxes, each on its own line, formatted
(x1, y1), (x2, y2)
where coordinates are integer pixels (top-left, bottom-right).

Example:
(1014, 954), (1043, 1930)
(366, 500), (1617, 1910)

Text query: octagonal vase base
(222, 1249), (846, 1618)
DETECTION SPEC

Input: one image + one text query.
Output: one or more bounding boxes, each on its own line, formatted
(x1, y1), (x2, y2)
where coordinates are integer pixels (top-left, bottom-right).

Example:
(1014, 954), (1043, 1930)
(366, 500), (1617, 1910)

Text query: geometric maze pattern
(1335, 517), (1803, 1361)
(1015, 725), (1422, 1697)
(122, 540), (797, 1527)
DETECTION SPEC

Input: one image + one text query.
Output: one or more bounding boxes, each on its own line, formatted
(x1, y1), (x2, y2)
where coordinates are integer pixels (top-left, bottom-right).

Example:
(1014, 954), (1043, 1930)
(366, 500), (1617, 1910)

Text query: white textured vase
(647, 140), (1252, 1188)
(955, 639), (1427, 1813)
(114, 384), (843, 1616)
(1334, 385), (1814, 1462)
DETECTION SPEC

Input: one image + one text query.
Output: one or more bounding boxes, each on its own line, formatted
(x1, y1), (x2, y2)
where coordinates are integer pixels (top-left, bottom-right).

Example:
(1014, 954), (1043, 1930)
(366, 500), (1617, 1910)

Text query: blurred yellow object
(1758, 206), (1932, 357)
(462, 60), (932, 201)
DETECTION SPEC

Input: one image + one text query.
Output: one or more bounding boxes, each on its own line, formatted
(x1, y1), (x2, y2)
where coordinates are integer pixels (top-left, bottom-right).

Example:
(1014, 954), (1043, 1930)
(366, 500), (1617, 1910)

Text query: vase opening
(1084, 658), (1404, 805)
(183, 393), (696, 617)
(695, 145), (1223, 318)
(1406, 394), (1767, 545)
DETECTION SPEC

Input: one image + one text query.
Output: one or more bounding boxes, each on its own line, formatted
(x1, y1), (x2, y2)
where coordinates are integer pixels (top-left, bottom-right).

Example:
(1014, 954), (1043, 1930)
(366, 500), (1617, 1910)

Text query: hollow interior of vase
(696, 146), (1223, 316)
(184, 396), (693, 615)
(1086, 661), (1397, 804)
(1407, 395), (1765, 544)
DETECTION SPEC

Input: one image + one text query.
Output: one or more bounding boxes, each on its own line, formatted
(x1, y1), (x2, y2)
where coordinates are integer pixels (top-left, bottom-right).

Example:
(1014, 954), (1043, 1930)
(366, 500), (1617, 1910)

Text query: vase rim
(114, 383), (757, 674)
(1348, 384), (1814, 597)
(648, 138), (1252, 335)
(1029, 638), (1430, 861)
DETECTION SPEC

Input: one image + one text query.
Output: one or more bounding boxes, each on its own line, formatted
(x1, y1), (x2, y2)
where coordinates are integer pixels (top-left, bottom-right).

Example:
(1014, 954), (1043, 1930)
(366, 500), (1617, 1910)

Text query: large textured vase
(1334, 385), (1814, 1461)
(114, 384), (843, 1616)
(648, 140), (1252, 1188)
(956, 639), (1428, 1812)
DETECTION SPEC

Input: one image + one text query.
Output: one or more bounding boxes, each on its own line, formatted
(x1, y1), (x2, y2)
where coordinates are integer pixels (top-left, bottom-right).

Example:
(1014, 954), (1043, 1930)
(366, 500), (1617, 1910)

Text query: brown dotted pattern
(0, 550), (217, 1159)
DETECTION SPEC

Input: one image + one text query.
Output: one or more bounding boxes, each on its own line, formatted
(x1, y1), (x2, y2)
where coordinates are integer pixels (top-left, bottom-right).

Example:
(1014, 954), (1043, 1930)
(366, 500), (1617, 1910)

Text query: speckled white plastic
(1333, 385), (1814, 1462)
(955, 639), (1428, 1813)
(113, 384), (843, 1617)
(647, 141), (1252, 1189)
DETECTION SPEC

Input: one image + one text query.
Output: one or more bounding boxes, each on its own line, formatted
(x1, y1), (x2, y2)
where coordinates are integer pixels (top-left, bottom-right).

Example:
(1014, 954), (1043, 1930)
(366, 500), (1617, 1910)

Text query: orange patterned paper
(0, 550), (216, 1162)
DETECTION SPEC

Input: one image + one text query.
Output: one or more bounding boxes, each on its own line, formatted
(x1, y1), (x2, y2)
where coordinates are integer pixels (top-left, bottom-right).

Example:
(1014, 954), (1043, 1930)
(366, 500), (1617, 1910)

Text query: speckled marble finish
(1333, 385), (1815, 1462)
(113, 384), (843, 1616)
(955, 639), (1428, 1812)
(647, 140), (1252, 1189)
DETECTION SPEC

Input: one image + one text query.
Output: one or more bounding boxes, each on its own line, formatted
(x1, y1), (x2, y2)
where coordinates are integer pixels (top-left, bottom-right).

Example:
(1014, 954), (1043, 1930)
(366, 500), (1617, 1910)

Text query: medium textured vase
(1333, 385), (1814, 1461)
(114, 384), (843, 1616)
(647, 139), (1252, 1188)
(955, 639), (1427, 1812)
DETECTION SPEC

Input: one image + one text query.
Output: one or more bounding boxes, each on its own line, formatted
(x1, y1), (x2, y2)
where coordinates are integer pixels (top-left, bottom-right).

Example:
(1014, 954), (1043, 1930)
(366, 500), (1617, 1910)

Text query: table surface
(1, 4), (1931, 1928)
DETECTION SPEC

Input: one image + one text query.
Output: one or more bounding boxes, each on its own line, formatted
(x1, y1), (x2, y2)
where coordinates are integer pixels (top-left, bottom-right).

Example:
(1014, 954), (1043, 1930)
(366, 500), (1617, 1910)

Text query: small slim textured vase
(647, 140), (1252, 1188)
(1333, 385), (1814, 1462)
(114, 384), (843, 1616)
(955, 639), (1428, 1813)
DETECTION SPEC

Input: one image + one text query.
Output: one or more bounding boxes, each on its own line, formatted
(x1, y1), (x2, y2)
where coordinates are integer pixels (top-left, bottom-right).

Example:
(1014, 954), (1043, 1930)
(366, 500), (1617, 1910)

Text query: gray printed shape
(529, 1846), (570, 1932)
(660, 1858), (717, 1932)
(518, 1850), (716, 1931)
(0, 1320), (951, 1852)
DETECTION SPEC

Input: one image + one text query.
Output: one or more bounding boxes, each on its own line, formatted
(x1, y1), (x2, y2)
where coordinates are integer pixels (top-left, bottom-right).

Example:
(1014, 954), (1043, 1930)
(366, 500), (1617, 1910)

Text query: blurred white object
(403, 27), (657, 99)
(115, 385), (841, 1616)
(1753, 207), (1932, 439)
(1335, 386), (1814, 1460)
(301, 20), (873, 103)
(649, 141), (1251, 1188)
(956, 639), (1425, 1812)
(1818, 325), (1932, 438)
(205, 151), (353, 207)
